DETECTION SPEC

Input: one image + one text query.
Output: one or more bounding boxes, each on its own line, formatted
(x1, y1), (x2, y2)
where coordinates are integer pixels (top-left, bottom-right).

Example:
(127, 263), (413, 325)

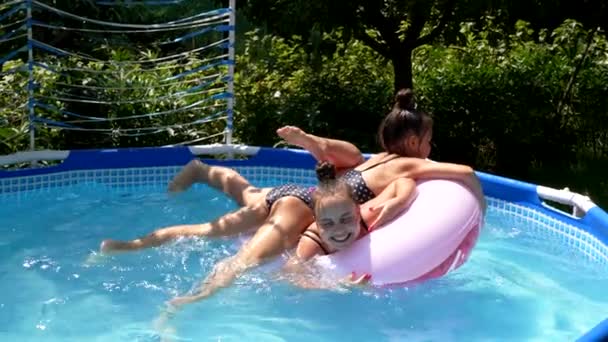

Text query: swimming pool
(1, 145), (607, 341)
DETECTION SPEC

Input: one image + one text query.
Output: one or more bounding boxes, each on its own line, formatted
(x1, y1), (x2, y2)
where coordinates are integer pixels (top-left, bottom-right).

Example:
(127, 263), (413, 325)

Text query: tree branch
(359, 4), (400, 54)
(556, 28), (598, 127)
(413, 0), (457, 48)
(353, 29), (391, 58)
(404, 2), (431, 46)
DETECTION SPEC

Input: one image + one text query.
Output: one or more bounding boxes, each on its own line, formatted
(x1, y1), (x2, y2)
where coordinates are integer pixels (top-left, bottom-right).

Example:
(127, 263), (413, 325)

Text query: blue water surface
(0, 183), (607, 342)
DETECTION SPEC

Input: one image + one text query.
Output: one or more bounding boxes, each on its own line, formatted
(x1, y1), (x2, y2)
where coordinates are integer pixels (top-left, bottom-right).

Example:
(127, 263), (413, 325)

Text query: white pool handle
(537, 185), (596, 217)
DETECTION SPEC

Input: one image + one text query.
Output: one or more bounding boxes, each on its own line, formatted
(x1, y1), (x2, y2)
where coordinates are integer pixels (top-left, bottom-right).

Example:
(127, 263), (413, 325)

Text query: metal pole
(26, 0), (35, 153)
(225, 0), (235, 146)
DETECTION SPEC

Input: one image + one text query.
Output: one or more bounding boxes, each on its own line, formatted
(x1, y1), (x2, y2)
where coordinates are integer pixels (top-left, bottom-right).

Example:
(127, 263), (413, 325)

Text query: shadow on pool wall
(0, 145), (607, 341)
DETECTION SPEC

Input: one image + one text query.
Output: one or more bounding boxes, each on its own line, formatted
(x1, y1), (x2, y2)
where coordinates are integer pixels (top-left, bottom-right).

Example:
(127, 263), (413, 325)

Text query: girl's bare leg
(276, 126), (364, 169)
(168, 159), (268, 206)
(100, 204), (269, 254)
(167, 197), (314, 307)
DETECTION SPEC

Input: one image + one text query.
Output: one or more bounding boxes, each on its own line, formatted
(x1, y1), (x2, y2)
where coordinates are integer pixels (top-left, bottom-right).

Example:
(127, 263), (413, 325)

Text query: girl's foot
(99, 239), (132, 254)
(168, 159), (208, 193)
(276, 126), (326, 159)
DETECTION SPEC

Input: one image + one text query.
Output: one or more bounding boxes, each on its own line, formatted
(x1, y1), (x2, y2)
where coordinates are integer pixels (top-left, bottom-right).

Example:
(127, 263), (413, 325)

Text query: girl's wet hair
(378, 88), (433, 156)
(312, 162), (355, 213)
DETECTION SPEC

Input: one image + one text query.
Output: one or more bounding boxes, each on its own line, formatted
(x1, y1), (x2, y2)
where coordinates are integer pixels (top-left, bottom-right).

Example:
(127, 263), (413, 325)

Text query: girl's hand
(340, 272), (372, 287)
(368, 198), (406, 231)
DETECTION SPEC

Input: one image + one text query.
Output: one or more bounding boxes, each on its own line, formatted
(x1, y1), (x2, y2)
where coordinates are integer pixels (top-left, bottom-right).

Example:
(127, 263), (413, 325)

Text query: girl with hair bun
(306, 161), (416, 255)
(378, 88), (434, 158)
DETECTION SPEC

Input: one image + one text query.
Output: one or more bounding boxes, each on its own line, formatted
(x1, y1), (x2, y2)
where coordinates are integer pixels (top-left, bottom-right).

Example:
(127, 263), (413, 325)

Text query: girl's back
(349, 153), (420, 195)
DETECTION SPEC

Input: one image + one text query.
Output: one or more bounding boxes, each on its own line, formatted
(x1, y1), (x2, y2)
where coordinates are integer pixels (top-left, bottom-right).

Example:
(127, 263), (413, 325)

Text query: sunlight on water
(0, 184), (607, 341)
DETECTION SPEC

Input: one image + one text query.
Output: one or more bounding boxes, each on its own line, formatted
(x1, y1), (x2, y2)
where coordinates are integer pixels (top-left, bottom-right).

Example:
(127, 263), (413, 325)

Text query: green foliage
(242, 0), (461, 89)
(233, 31), (394, 151)
(413, 19), (608, 177)
(0, 51), (230, 153)
(0, 59), (62, 154)
(49, 50), (229, 149)
(2, 0), (225, 57)
(0, 1), (232, 152)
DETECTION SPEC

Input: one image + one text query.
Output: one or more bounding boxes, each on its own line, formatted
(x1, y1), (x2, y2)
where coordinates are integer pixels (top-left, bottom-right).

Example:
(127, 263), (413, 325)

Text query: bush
(0, 59), (62, 154)
(1, 50), (230, 152)
(234, 31), (394, 152)
(413, 19), (608, 178)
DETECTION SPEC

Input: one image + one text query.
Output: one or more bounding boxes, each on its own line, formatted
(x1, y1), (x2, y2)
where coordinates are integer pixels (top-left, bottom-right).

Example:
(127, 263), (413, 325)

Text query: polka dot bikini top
(340, 154), (402, 204)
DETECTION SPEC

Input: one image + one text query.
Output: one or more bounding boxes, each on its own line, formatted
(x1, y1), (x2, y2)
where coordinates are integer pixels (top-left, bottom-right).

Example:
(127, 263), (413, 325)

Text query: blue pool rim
(1, 145), (607, 341)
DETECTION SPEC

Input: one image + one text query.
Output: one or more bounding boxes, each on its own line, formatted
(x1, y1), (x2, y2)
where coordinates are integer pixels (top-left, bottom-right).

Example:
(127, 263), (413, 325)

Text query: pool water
(1, 183), (607, 341)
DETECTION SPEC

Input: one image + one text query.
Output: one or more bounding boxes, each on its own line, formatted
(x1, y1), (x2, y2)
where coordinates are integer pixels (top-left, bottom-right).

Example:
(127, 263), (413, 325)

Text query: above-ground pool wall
(2, 146), (607, 241)
(477, 171), (608, 246)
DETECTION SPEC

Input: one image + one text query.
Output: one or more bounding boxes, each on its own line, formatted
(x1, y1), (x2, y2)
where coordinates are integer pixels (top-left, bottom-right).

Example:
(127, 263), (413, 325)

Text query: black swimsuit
(264, 155), (401, 211)
(265, 184), (315, 210)
(341, 154), (401, 203)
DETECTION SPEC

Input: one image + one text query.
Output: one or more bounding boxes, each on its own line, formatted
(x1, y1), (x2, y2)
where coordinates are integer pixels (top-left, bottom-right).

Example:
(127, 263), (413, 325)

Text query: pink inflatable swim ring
(314, 179), (484, 287)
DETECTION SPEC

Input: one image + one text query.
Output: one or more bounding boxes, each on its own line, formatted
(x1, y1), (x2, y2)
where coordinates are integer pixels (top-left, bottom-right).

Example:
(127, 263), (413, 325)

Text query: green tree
(241, 0), (608, 92)
(242, 0), (463, 91)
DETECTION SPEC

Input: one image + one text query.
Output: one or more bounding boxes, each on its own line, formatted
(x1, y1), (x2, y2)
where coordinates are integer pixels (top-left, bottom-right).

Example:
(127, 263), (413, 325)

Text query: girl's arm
(280, 255), (334, 290)
(406, 160), (486, 213)
(367, 177), (418, 231)
(407, 160), (475, 180)
(281, 255), (370, 291)
(280, 225), (327, 289)
(280, 224), (370, 290)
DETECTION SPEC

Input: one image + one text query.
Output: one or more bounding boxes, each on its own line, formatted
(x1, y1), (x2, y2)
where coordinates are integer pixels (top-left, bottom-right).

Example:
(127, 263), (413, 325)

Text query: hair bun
(395, 88), (415, 111)
(315, 161), (337, 183)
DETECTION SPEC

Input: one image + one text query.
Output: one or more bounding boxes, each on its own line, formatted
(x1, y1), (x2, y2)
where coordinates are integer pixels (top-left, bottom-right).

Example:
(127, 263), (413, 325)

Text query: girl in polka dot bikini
(100, 88), (485, 306)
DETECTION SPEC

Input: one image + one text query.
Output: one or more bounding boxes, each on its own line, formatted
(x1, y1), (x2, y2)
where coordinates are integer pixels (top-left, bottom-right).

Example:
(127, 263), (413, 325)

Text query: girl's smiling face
(315, 195), (361, 251)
